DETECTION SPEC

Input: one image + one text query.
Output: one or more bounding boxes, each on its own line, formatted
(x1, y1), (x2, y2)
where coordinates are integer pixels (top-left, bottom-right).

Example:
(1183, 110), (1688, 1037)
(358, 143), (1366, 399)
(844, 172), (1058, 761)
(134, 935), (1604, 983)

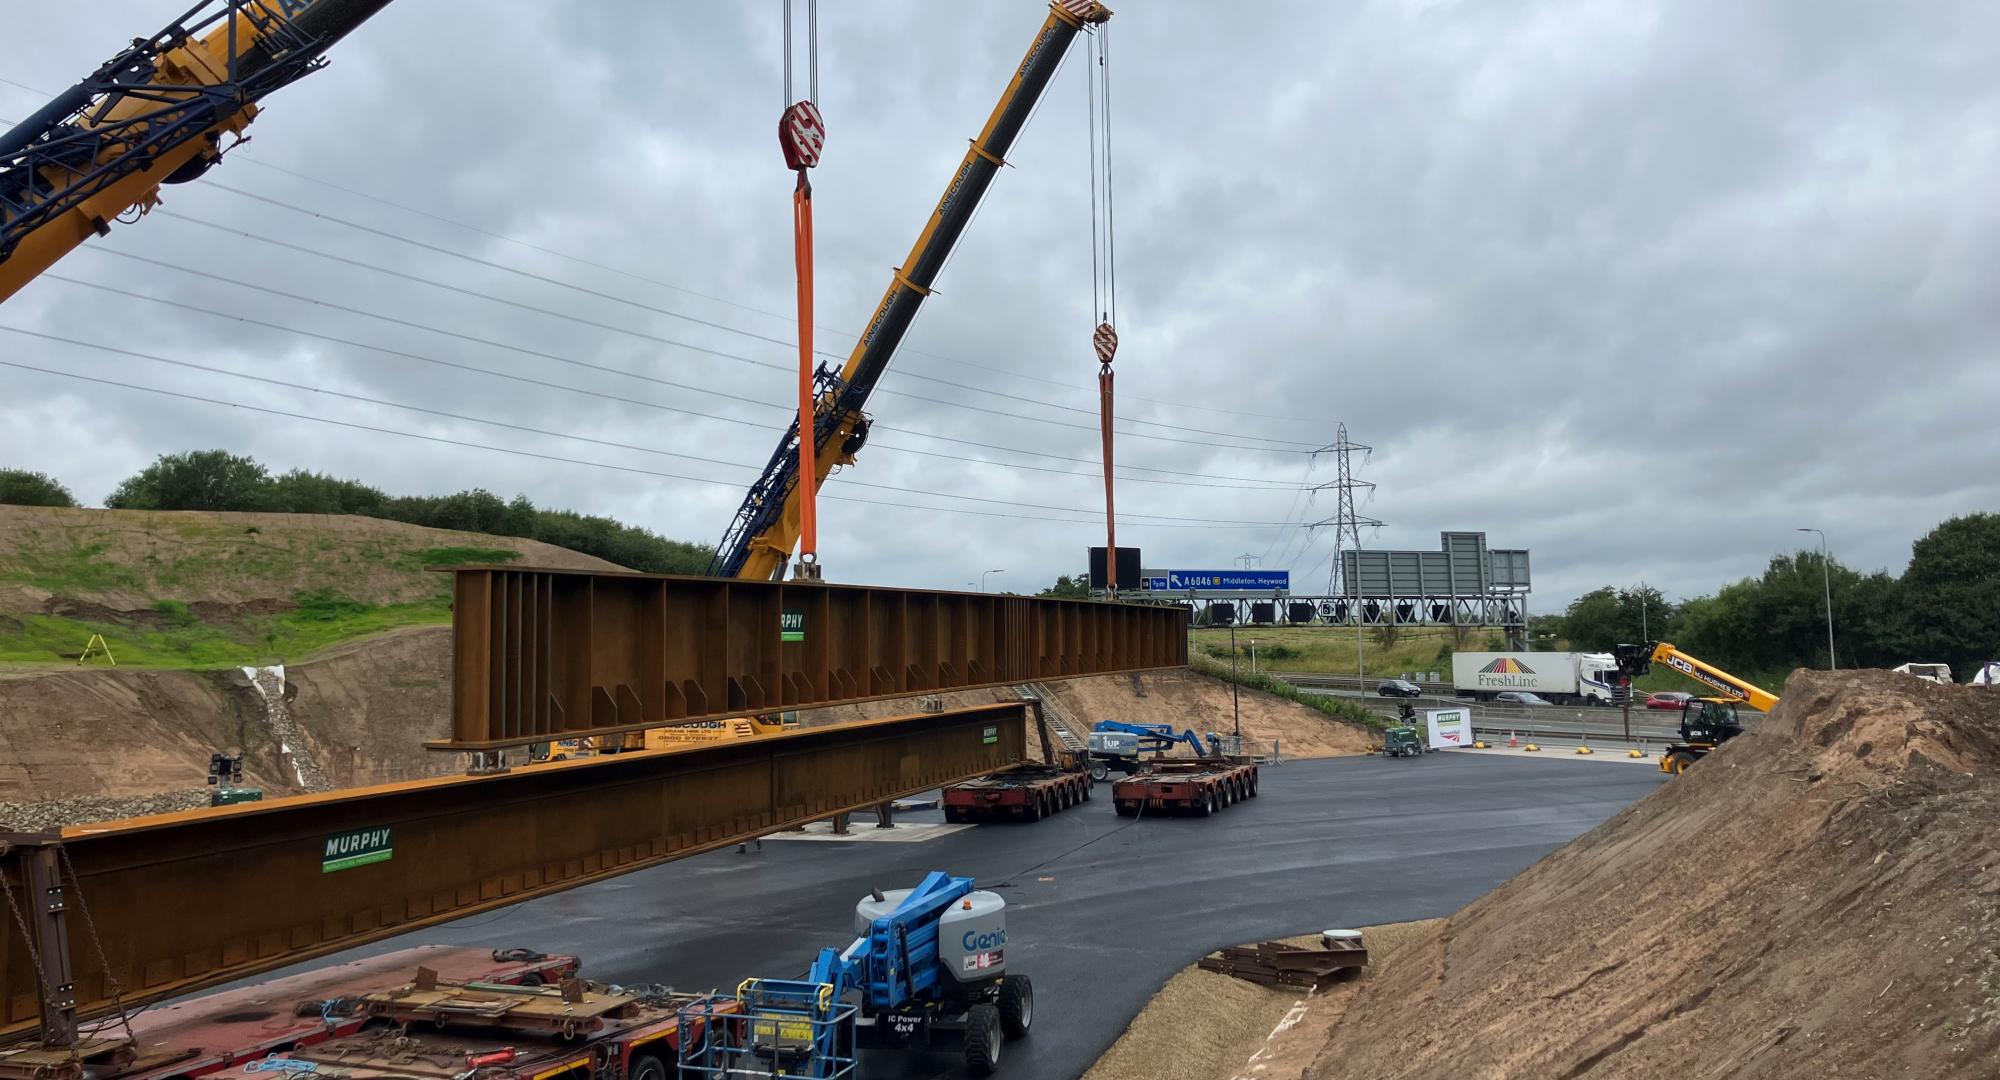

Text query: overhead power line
(46, 274), (1299, 494)
(0, 327), (1297, 527)
(143, 211), (1317, 455)
(218, 151), (1322, 428)
(0, 357), (1282, 533)
(162, 204), (1320, 452)
(51, 264), (1310, 489)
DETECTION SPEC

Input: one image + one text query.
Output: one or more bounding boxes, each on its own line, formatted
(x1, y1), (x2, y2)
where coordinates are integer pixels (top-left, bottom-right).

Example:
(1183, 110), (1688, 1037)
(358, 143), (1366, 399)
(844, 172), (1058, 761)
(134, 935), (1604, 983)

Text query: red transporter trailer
(942, 762), (1093, 823)
(1111, 760), (1259, 817)
(221, 967), (735, 1080)
(103, 947), (578, 1080)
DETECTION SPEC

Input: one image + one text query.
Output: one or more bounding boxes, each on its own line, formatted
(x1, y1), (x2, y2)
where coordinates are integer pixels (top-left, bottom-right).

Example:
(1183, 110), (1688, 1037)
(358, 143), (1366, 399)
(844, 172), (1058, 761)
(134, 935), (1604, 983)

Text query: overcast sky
(3, 0), (1996, 609)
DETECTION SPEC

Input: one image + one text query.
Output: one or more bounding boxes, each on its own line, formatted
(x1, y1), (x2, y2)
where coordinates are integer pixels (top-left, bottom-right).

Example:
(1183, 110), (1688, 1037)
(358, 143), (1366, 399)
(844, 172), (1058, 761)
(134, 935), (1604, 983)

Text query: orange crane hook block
(782, 97), (826, 581)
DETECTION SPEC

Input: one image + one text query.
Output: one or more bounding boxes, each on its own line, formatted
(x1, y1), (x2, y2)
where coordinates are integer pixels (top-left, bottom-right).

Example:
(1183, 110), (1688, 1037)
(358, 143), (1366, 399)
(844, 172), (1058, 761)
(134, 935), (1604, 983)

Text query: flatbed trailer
(941, 762), (1093, 822)
(236, 969), (735, 1080)
(51, 947), (580, 1080)
(1112, 760), (1259, 817)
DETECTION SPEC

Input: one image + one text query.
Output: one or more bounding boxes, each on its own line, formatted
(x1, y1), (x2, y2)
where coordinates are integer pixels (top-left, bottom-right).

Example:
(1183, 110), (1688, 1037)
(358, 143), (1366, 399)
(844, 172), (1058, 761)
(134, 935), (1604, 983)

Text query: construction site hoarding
(442, 567), (1187, 751)
(0, 704), (1030, 1042)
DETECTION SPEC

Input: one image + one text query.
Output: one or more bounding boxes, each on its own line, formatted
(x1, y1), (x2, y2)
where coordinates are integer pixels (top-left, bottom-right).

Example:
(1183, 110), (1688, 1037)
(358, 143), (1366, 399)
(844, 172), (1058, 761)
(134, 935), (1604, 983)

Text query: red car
(1645, 691), (1694, 710)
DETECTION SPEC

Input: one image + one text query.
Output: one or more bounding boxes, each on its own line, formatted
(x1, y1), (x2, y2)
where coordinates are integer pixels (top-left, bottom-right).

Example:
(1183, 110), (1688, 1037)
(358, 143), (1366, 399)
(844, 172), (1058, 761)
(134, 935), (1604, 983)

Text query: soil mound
(1309, 669), (2000, 1078)
(1036, 668), (1376, 758)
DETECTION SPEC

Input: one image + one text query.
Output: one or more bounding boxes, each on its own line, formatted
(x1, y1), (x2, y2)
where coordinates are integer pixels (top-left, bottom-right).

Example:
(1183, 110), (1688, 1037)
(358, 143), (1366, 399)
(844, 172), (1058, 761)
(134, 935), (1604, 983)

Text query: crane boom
(1613, 641), (1781, 712)
(0, 0), (393, 304)
(710, 0), (1114, 580)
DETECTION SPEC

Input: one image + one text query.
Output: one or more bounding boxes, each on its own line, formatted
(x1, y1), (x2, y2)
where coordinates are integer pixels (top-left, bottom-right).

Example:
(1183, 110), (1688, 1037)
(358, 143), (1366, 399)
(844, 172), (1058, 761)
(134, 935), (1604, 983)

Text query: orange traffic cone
(1507, 731), (1518, 748)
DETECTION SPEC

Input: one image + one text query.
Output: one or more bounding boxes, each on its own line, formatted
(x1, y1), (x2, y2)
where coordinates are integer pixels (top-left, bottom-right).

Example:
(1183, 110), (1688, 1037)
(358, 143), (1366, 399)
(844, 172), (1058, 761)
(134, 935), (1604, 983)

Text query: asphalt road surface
(1301, 686), (1693, 742)
(269, 754), (1665, 1079)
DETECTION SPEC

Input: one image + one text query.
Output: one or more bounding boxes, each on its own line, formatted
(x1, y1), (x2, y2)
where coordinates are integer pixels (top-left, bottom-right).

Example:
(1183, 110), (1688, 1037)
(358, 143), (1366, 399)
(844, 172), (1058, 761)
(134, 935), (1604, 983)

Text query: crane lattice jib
(0, 0), (393, 302)
(710, 0), (1114, 580)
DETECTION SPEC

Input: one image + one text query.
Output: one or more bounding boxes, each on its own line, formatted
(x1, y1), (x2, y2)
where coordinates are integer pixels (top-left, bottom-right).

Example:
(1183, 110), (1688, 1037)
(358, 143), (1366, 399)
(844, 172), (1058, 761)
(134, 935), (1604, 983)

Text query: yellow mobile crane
(3, 0), (1115, 751)
(1613, 641), (1780, 774)
(0, 0), (395, 303)
(2, 0), (1113, 582)
(709, 0), (1113, 581)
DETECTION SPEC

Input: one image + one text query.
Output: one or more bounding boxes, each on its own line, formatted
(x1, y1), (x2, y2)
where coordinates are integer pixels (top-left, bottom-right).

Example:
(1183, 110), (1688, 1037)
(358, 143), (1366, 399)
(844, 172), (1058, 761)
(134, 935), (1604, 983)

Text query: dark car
(1376, 678), (1422, 698)
(1645, 691), (1695, 710)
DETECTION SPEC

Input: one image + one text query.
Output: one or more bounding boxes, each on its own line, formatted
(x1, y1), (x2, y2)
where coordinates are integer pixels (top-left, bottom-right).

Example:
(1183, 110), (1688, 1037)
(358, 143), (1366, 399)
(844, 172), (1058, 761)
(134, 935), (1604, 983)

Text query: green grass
(1190, 625), (1500, 680)
(0, 535), (145, 595)
(0, 597), (449, 669)
(408, 546), (522, 567)
(1190, 652), (1390, 732)
(0, 513), (537, 669)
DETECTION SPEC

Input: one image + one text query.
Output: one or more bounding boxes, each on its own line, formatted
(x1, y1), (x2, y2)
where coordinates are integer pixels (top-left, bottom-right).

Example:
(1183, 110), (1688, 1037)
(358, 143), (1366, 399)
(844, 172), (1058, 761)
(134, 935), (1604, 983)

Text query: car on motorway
(1645, 691), (1695, 710)
(1491, 691), (1554, 707)
(1376, 678), (1422, 698)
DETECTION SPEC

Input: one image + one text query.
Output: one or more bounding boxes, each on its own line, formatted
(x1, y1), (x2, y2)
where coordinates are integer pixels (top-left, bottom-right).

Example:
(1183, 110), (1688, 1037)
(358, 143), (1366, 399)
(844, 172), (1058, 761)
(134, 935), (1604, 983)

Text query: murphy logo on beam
(321, 827), (393, 873)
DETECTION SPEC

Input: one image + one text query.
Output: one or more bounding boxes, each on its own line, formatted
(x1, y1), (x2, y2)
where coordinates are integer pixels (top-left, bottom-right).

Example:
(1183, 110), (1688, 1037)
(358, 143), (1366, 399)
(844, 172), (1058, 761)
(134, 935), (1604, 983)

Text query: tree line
(1552, 513), (1999, 683)
(0, 452), (714, 575)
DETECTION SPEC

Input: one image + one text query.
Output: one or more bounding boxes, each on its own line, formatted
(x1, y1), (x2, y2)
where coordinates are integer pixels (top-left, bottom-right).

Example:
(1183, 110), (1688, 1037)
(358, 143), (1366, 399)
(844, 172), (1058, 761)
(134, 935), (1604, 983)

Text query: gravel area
(0, 789), (212, 832)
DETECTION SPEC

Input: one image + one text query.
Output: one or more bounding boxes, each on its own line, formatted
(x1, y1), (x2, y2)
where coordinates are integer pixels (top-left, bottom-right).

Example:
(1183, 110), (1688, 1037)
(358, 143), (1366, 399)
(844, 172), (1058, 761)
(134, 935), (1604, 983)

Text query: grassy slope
(0, 505), (606, 669)
(1191, 625), (1501, 680)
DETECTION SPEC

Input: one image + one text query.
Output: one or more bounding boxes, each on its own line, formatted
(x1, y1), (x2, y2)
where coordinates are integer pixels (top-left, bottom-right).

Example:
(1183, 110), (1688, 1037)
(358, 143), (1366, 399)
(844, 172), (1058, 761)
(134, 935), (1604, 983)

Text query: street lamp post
(980, 569), (1005, 593)
(1797, 528), (1835, 670)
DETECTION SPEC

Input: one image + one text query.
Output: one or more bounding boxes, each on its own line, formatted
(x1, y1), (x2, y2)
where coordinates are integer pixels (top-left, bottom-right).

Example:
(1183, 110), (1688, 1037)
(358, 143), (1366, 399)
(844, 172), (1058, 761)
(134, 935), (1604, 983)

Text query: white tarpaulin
(1427, 708), (1473, 750)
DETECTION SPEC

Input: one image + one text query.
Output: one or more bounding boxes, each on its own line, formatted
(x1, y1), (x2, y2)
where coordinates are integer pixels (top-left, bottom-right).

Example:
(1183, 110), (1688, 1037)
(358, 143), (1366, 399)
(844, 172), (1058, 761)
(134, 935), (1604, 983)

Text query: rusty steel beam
(441, 568), (1188, 751)
(0, 704), (1028, 1042)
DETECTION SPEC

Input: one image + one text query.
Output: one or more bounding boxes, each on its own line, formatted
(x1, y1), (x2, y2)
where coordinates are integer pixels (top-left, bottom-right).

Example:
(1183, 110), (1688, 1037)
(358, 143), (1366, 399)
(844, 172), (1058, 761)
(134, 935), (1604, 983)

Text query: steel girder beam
(442, 568), (1188, 751)
(0, 704), (1028, 1042)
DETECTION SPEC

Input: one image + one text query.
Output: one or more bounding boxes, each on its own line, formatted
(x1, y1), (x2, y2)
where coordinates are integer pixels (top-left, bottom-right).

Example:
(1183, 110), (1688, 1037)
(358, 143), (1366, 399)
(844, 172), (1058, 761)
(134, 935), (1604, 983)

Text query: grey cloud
(3, 0), (1996, 608)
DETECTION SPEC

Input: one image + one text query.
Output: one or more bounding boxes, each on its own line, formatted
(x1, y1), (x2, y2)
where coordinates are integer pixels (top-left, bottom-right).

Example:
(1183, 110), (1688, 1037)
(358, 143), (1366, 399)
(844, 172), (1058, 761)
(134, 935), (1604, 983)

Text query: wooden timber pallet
(363, 969), (639, 1035)
(1196, 936), (1369, 991)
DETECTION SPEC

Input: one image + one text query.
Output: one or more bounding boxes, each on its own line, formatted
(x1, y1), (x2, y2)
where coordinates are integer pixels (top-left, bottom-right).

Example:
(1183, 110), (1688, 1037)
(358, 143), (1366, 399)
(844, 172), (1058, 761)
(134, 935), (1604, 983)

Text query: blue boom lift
(677, 871), (1032, 1078)
(1085, 720), (1223, 780)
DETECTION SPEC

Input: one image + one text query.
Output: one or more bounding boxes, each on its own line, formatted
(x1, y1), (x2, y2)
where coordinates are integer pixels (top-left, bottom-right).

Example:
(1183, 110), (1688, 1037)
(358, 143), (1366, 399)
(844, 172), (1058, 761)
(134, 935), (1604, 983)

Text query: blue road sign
(1163, 570), (1291, 591)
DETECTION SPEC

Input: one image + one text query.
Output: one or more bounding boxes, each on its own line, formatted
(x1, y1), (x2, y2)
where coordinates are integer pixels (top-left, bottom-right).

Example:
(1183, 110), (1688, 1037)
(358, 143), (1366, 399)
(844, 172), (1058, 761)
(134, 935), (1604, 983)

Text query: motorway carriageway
(229, 753), (1664, 1079)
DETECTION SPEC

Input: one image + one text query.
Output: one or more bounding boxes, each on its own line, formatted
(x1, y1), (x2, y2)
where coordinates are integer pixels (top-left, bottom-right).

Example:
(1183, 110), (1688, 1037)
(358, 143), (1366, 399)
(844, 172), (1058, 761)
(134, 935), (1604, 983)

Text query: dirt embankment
(1036, 668), (1376, 759)
(0, 656), (1368, 827)
(1086, 921), (1442, 1080)
(0, 625), (462, 826)
(1290, 671), (2000, 1078)
(795, 668), (1377, 762)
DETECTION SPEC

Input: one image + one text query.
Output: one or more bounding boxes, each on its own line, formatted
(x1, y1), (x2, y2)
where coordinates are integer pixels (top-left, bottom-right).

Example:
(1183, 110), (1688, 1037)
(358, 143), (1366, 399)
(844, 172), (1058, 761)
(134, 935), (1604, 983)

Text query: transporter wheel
(1081, 777), (1093, 800)
(1090, 762), (1110, 782)
(1195, 791), (1213, 817)
(1115, 801), (1137, 817)
(1023, 795), (1042, 822)
(998, 974), (1034, 1037)
(1248, 776), (1258, 797)
(964, 1002), (1004, 1076)
(628, 1052), (667, 1080)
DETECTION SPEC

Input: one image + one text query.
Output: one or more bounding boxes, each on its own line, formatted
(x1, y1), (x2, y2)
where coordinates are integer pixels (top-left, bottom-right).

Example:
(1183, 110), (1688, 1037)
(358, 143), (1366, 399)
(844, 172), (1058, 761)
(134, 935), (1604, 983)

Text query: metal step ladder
(1012, 684), (1087, 753)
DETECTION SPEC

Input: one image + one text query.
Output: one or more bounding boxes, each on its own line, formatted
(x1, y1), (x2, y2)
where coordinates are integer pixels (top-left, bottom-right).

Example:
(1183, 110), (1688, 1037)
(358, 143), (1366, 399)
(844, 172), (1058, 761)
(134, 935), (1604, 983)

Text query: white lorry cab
(1892, 663), (1954, 685)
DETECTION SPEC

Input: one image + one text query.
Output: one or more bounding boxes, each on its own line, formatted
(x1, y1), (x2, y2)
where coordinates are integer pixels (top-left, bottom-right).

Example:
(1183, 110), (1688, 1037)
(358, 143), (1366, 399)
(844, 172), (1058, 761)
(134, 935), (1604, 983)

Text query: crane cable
(780, 0), (827, 580)
(1088, 24), (1121, 593)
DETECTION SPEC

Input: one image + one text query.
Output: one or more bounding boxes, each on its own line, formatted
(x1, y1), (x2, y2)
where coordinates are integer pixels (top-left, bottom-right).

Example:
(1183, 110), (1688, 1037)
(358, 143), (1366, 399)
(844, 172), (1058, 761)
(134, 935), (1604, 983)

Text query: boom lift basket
(678, 978), (858, 1079)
